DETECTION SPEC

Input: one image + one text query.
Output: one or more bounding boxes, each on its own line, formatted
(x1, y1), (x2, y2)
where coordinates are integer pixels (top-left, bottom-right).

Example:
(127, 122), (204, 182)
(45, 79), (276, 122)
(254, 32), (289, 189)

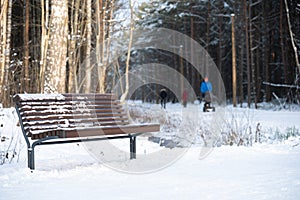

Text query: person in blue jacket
(200, 76), (212, 111)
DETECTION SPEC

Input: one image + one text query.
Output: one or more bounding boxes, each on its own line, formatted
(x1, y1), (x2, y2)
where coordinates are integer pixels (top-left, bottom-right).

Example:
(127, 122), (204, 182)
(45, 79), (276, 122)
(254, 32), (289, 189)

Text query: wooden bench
(13, 93), (160, 170)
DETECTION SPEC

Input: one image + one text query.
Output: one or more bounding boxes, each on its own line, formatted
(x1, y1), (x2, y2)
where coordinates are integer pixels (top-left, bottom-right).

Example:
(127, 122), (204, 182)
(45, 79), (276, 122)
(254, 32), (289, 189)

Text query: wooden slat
(18, 104), (122, 112)
(20, 109), (124, 117)
(22, 113), (128, 121)
(31, 124), (160, 139)
(23, 117), (129, 128)
(21, 115), (127, 126)
(14, 93), (116, 103)
(63, 93), (116, 99)
(17, 101), (120, 108)
(66, 124), (161, 138)
(27, 121), (130, 134)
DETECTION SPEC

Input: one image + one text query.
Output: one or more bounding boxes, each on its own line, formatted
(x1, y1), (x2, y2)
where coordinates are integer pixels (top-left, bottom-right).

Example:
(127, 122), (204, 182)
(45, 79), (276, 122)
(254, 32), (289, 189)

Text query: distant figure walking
(182, 89), (188, 108)
(200, 76), (213, 112)
(159, 88), (167, 109)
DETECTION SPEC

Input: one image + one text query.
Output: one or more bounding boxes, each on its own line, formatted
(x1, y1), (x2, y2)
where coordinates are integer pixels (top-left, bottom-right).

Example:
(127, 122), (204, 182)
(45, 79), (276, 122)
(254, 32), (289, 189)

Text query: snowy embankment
(0, 102), (300, 200)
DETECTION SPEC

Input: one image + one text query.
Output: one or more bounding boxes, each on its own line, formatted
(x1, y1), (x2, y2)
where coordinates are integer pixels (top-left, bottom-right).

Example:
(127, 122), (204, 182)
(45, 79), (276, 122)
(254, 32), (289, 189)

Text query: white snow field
(0, 102), (300, 200)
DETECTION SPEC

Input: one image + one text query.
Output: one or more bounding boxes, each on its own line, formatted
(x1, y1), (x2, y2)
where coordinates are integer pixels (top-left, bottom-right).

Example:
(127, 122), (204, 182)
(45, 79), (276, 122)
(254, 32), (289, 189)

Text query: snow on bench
(13, 93), (160, 170)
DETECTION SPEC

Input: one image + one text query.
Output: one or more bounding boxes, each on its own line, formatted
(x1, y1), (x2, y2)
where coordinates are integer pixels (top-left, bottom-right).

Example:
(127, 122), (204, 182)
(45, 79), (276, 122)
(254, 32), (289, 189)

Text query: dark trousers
(161, 98), (166, 109)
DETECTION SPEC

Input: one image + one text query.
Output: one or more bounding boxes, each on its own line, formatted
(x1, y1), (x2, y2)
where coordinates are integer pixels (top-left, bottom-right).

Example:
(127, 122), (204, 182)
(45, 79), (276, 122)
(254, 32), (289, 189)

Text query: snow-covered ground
(1, 102), (300, 200)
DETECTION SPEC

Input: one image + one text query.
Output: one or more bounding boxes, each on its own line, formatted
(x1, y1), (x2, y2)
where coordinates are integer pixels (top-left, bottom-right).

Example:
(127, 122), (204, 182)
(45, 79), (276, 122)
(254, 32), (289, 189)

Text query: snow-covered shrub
(128, 102), (197, 146)
(285, 127), (300, 139)
(0, 108), (23, 165)
(127, 102), (299, 148)
(127, 102), (161, 125)
(220, 109), (255, 146)
(261, 126), (300, 143)
(0, 136), (22, 165)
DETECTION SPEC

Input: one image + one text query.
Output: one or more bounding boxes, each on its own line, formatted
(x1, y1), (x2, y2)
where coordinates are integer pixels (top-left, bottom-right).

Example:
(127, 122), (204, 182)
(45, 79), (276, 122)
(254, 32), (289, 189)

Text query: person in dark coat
(200, 77), (212, 111)
(159, 88), (167, 109)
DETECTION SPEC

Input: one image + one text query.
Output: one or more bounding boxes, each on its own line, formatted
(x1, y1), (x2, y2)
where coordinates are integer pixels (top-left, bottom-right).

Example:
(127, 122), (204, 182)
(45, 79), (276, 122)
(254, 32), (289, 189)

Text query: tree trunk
(256, 40), (261, 103)
(280, 0), (287, 84)
(96, 0), (103, 93)
(84, 0), (92, 93)
(218, 0), (224, 104)
(237, 0), (244, 107)
(231, 14), (237, 107)
(244, 0), (251, 107)
(264, 2), (271, 102)
(239, 42), (244, 107)
(40, 0), (49, 93)
(256, 2), (263, 104)
(0, 0), (11, 106)
(205, 1), (211, 76)
(96, 0), (115, 94)
(68, 0), (80, 93)
(249, 0), (257, 108)
(44, 0), (68, 93)
(31, 0), (40, 93)
(23, 0), (30, 92)
(190, 2), (197, 100)
(0, 0), (8, 101)
(120, 0), (134, 103)
(284, 0), (300, 74)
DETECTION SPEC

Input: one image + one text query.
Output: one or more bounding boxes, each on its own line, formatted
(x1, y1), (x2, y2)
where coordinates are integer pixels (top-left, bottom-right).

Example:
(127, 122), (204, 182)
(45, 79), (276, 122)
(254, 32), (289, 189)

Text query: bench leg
(28, 148), (35, 170)
(130, 136), (136, 159)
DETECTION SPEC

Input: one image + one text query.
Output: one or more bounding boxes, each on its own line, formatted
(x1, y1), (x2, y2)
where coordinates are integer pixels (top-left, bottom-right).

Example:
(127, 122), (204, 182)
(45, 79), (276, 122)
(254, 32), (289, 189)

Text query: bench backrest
(13, 94), (129, 139)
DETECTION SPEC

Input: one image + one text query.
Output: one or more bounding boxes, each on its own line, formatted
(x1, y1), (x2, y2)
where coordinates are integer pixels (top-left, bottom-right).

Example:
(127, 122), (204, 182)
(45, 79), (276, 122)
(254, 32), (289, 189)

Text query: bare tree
(23, 0), (30, 92)
(120, 0), (134, 102)
(280, 0), (287, 84)
(249, 0), (257, 108)
(40, 0), (50, 93)
(97, 0), (115, 93)
(244, 0), (251, 107)
(68, 0), (80, 93)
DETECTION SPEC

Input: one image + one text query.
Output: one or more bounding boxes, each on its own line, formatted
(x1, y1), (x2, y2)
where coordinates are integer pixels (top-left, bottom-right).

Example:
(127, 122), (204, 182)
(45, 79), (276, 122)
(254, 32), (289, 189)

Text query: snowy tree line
(136, 0), (300, 107)
(0, 0), (299, 107)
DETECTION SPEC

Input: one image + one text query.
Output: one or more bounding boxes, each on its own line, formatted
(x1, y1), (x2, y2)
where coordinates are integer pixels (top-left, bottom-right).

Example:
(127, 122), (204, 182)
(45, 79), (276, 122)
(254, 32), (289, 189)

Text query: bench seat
(13, 93), (160, 170)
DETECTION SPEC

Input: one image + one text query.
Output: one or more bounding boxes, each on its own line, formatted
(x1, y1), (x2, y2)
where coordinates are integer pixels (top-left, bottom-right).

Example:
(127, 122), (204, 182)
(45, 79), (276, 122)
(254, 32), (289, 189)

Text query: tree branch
(284, 0), (300, 73)
(263, 81), (300, 89)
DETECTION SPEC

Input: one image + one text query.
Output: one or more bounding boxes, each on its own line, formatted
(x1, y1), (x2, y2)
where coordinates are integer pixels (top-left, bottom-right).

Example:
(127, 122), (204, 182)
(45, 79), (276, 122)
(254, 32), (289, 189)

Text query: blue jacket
(200, 81), (212, 94)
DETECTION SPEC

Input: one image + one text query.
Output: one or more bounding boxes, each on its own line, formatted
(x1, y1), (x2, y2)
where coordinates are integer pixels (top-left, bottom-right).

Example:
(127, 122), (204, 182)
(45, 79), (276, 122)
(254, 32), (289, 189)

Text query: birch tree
(0, 0), (8, 98)
(67, 0), (80, 93)
(96, 0), (115, 93)
(43, 0), (68, 93)
(120, 0), (134, 103)
(95, 0), (106, 93)
(284, 0), (300, 74)
(0, 0), (11, 106)
(40, 0), (50, 92)
(84, 0), (92, 93)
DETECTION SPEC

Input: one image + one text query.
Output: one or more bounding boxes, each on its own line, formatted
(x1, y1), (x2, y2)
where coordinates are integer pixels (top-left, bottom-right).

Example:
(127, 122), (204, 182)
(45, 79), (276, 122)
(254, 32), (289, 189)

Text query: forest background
(0, 0), (299, 108)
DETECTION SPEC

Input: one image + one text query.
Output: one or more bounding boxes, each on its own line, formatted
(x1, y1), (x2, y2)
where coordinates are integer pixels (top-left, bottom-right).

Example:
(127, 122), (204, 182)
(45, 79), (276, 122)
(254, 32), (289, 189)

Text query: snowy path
(1, 142), (300, 200)
(1, 103), (300, 200)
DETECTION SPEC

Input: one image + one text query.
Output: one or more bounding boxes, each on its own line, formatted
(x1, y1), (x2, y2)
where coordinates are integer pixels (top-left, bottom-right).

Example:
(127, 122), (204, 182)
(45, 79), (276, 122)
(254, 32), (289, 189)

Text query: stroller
(202, 92), (215, 112)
